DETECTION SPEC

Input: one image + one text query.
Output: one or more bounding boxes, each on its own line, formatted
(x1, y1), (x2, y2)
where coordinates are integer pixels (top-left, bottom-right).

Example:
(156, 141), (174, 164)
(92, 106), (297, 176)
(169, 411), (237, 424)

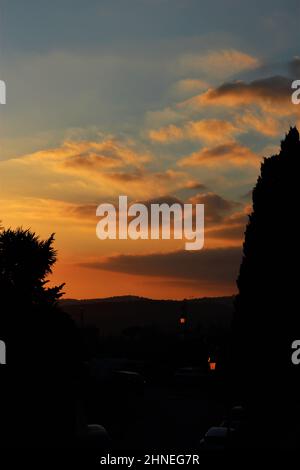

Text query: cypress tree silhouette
(233, 127), (300, 419)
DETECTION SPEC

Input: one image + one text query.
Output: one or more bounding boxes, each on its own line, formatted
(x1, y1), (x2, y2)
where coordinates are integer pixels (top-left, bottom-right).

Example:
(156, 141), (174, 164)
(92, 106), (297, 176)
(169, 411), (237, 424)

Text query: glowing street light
(208, 356), (216, 371)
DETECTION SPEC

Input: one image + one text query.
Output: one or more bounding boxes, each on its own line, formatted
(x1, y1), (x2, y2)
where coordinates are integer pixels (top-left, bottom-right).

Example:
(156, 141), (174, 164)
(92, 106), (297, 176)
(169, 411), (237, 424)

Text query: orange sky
(1, 3), (300, 299)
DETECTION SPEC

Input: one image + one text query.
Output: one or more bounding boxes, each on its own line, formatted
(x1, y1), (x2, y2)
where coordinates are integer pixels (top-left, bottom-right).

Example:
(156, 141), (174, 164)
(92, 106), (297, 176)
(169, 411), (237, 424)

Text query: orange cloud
(1, 136), (193, 201)
(181, 76), (296, 116)
(178, 141), (259, 168)
(236, 110), (281, 137)
(149, 119), (240, 144)
(22, 137), (151, 172)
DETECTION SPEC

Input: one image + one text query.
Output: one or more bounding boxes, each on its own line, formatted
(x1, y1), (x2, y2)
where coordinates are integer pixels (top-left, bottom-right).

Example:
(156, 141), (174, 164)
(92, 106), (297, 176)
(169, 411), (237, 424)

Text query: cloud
(146, 66), (299, 146)
(178, 141), (258, 168)
(0, 196), (101, 233)
(80, 247), (242, 287)
(149, 119), (240, 144)
(236, 110), (281, 137)
(121, 191), (239, 228)
(1, 136), (192, 201)
(188, 192), (241, 224)
(178, 49), (260, 79)
(206, 209), (249, 242)
(59, 138), (150, 170)
(148, 124), (184, 143)
(5, 137), (151, 178)
(66, 190), (243, 242)
(182, 76), (294, 115)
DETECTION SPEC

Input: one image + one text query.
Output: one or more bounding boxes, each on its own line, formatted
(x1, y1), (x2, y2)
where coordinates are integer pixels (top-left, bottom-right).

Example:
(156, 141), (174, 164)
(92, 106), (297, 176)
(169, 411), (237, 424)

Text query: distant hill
(60, 296), (235, 337)
(60, 295), (152, 305)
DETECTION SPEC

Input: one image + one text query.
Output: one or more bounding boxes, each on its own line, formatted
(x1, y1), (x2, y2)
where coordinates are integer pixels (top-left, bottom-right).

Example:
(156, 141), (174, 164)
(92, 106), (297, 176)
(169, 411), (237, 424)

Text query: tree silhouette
(233, 127), (300, 415)
(0, 228), (81, 447)
(0, 228), (64, 310)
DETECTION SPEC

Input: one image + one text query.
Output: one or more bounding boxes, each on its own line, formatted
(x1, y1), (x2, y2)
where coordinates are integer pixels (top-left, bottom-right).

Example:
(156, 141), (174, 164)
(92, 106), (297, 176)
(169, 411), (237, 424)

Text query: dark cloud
(197, 142), (241, 160)
(80, 247), (242, 286)
(129, 196), (184, 230)
(136, 192), (239, 228)
(189, 192), (241, 224)
(70, 192), (242, 239)
(206, 75), (291, 103)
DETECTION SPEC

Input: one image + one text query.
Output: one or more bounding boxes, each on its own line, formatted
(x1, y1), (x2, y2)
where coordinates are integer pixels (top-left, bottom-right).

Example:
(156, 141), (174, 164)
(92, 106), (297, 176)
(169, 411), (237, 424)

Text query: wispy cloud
(178, 49), (260, 79)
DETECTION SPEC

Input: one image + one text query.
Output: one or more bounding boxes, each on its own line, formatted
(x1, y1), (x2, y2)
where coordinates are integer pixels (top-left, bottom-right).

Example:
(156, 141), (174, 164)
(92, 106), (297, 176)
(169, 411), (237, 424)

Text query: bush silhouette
(233, 127), (300, 413)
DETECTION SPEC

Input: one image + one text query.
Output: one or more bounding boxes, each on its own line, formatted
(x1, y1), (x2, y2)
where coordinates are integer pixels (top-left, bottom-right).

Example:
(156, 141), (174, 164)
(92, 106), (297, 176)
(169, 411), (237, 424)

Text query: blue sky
(1, 0), (299, 159)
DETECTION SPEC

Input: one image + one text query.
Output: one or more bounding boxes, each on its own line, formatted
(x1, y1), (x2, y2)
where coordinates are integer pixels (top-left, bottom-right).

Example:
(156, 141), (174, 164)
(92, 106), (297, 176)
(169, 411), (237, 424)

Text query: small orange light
(180, 317), (186, 325)
(209, 362), (216, 371)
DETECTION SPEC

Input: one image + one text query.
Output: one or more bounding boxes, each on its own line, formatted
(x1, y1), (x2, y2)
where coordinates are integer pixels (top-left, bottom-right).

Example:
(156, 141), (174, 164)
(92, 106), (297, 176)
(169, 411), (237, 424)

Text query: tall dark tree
(233, 127), (300, 417)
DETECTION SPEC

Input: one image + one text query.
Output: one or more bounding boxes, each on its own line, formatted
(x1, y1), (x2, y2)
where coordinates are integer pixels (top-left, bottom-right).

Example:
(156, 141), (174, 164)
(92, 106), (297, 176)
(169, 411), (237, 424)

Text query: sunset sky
(1, 0), (300, 299)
